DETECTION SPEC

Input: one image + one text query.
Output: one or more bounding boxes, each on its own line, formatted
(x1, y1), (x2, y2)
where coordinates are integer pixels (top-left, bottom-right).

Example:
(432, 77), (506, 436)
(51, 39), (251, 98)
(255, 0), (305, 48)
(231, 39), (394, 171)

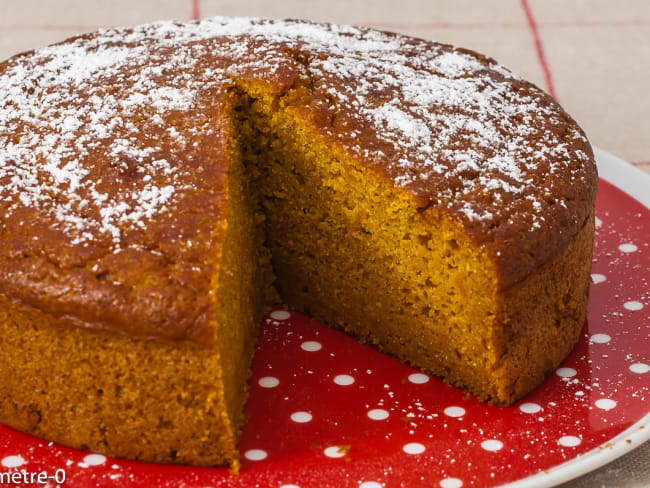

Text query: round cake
(0, 17), (597, 467)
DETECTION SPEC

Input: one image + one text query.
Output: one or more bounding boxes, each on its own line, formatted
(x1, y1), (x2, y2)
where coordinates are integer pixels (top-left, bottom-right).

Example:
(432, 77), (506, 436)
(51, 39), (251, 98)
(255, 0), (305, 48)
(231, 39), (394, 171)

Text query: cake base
(0, 297), (239, 467)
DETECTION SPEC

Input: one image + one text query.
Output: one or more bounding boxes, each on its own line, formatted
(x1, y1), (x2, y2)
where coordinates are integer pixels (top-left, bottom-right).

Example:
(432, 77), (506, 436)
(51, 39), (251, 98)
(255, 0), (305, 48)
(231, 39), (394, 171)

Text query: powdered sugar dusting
(0, 34), (204, 246)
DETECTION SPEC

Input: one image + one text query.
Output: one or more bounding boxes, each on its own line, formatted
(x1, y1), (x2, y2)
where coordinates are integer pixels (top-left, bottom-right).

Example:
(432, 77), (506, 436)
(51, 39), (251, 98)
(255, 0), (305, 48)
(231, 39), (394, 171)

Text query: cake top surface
(0, 17), (597, 341)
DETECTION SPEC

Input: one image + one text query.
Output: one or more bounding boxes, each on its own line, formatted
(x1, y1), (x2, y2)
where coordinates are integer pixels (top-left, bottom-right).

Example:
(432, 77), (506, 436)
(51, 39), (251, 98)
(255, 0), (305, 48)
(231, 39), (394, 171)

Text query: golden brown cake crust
(0, 17), (597, 343)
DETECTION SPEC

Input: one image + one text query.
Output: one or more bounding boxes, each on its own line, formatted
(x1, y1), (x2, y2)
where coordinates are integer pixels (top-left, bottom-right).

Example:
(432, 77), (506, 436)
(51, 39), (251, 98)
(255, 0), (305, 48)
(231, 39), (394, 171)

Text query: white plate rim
(498, 146), (650, 488)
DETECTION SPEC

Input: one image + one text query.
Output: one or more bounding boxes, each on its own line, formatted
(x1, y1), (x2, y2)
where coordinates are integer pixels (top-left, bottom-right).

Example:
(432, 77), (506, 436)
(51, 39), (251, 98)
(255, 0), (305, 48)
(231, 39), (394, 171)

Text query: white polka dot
(333, 374), (355, 386)
(82, 454), (106, 466)
(440, 478), (463, 488)
(1, 455), (25, 468)
(590, 333), (611, 344)
(270, 310), (291, 320)
(595, 217), (602, 227)
(280, 485), (300, 488)
(244, 449), (268, 461)
(290, 411), (312, 423)
(630, 363), (650, 374)
(519, 402), (541, 414)
(624, 301), (643, 311)
(556, 367), (577, 378)
(324, 446), (346, 458)
(444, 406), (466, 418)
(367, 409), (390, 420)
(480, 439), (503, 451)
(359, 482), (382, 488)
(619, 243), (638, 253)
(408, 373), (430, 384)
(258, 376), (279, 388)
(595, 399), (617, 411)
(591, 273), (606, 284)
(402, 442), (426, 454)
(301, 341), (322, 352)
(558, 436), (581, 447)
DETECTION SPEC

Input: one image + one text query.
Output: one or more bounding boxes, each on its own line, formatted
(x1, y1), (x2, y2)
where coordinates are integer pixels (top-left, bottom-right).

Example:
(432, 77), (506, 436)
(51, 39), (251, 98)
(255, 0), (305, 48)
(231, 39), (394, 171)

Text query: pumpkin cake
(0, 17), (597, 467)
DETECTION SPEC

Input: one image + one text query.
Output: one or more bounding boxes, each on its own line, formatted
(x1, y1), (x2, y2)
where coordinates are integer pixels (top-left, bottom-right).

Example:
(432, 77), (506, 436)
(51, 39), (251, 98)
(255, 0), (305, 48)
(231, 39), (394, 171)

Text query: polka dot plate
(1, 148), (648, 487)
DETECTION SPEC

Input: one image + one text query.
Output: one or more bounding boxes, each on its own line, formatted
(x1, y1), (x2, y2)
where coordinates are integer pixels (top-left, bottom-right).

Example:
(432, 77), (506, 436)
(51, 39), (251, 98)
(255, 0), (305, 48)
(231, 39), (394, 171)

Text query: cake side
(213, 94), (273, 444)
(493, 213), (594, 403)
(0, 295), (239, 466)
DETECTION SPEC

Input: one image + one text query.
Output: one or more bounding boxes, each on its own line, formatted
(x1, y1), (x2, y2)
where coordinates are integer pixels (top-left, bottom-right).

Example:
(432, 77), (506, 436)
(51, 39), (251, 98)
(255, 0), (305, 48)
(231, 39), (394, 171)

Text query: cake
(0, 17), (597, 467)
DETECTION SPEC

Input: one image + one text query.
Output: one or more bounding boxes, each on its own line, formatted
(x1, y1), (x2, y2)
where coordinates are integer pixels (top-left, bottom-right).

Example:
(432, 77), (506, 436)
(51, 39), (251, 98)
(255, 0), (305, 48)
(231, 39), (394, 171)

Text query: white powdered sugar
(0, 30), (201, 246)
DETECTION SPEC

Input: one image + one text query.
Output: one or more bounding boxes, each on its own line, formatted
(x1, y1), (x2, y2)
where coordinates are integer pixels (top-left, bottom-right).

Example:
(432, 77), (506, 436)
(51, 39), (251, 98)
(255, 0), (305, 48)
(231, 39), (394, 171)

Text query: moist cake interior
(220, 82), (501, 427)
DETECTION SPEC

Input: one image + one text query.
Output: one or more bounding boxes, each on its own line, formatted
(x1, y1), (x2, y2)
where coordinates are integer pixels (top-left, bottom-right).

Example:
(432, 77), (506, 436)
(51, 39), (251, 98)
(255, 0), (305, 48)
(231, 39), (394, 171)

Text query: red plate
(1, 149), (648, 487)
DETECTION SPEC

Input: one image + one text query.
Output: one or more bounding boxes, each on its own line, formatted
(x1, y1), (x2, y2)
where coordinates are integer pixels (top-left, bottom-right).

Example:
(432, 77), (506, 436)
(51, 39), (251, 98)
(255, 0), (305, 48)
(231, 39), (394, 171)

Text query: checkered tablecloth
(1, 1), (648, 486)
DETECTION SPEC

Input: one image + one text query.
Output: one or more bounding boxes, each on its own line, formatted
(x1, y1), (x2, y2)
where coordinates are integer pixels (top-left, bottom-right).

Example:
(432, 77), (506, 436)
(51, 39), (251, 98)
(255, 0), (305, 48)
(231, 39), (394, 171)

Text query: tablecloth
(0, 1), (648, 486)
